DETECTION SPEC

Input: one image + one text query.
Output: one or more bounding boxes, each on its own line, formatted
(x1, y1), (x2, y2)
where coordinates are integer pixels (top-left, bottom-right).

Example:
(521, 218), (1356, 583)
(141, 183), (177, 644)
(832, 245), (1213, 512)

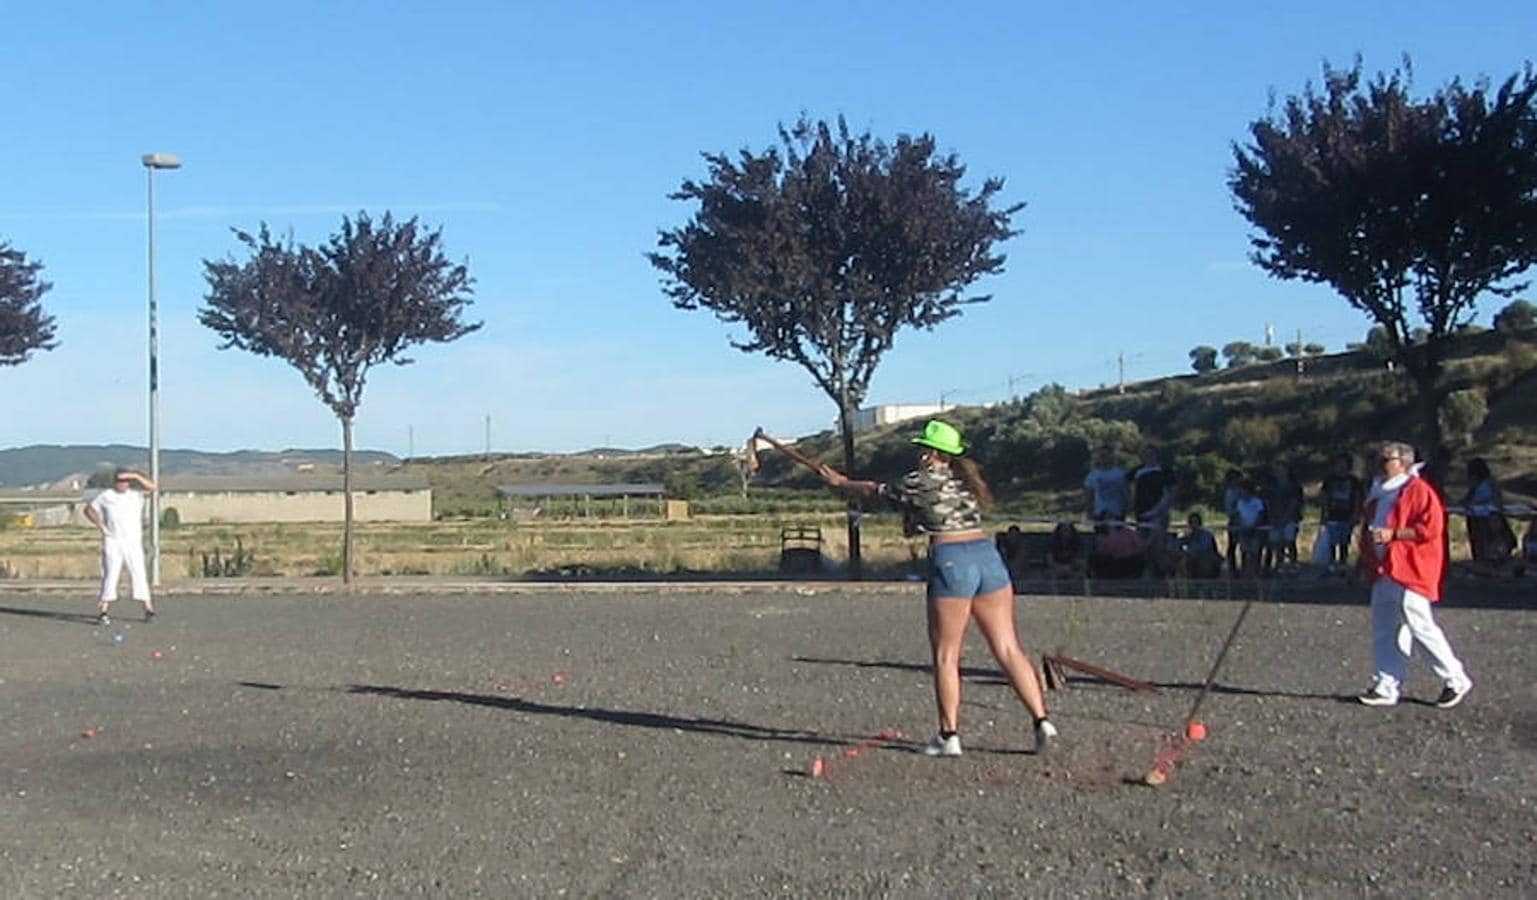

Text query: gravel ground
(1, 585), (1533, 898)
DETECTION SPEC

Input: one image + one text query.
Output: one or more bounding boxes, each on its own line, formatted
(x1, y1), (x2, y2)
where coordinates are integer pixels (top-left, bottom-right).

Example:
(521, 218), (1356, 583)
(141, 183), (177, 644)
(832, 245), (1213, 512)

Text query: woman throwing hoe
(817, 420), (1057, 756)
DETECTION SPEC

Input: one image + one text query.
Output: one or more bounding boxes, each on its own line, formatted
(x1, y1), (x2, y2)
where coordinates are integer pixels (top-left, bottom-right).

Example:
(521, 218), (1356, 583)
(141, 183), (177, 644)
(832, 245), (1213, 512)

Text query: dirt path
(1, 588), (1532, 897)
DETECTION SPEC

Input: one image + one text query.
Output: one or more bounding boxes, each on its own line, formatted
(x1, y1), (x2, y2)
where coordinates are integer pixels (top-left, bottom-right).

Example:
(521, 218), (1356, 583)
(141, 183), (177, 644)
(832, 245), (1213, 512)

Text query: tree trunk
(342, 415), (355, 585)
(838, 401), (862, 579)
(1401, 339), (1450, 490)
(1404, 344), (1446, 457)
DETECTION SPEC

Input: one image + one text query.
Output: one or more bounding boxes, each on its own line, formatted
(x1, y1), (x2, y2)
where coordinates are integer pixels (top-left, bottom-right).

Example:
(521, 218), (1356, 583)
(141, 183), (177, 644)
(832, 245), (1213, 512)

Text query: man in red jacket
(1356, 442), (1473, 708)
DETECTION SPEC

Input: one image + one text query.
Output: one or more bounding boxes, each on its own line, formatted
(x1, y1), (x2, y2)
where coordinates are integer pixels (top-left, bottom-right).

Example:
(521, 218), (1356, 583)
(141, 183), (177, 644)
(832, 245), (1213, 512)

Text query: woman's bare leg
(927, 595), (973, 732)
(970, 586), (1049, 719)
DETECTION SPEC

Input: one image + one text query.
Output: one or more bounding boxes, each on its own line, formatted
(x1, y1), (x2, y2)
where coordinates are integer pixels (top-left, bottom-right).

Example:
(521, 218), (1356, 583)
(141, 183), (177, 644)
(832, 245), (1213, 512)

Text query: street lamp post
(142, 152), (181, 587)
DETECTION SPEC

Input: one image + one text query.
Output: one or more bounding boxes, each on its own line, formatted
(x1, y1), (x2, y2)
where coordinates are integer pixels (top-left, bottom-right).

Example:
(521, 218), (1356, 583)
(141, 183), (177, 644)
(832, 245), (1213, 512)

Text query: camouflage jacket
(880, 468), (983, 537)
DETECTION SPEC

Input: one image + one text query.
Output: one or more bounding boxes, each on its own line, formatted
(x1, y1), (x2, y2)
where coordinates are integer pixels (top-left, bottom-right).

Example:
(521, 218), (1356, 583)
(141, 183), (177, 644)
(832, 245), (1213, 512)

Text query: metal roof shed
(495, 483), (665, 518)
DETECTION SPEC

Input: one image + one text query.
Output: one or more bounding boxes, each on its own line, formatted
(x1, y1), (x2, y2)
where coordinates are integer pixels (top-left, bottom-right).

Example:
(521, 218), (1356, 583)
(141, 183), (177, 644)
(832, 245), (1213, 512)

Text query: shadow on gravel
(1145, 680), (1357, 704)
(791, 655), (1005, 685)
(344, 683), (853, 748)
(1011, 573), (1537, 610)
(792, 656), (1371, 706)
(0, 604), (99, 626)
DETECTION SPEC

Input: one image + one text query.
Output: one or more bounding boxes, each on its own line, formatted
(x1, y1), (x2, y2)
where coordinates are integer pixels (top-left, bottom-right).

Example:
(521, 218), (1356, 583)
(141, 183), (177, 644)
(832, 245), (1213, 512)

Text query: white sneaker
(1357, 685), (1398, 706)
(1034, 719), (1058, 752)
(922, 734), (963, 757)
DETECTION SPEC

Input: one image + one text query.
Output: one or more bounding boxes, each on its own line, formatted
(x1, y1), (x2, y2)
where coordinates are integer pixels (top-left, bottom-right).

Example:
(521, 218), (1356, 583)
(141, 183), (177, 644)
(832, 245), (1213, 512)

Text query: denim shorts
(928, 538), (1012, 599)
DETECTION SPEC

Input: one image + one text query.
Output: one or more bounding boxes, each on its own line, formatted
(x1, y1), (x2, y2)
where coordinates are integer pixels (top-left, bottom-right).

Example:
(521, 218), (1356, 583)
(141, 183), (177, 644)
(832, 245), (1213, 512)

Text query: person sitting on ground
(1047, 520), (1083, 575)
(996, 524), (1034, 582)
(1178, 512), (1223, 579)
(1459, 458), (1516, 567)
(1087, 516), (1144, 579)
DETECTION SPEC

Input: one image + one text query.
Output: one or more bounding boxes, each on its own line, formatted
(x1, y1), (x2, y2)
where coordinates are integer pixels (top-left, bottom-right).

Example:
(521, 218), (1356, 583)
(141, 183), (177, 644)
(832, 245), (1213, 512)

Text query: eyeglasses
(1379, 455), (1402, 464)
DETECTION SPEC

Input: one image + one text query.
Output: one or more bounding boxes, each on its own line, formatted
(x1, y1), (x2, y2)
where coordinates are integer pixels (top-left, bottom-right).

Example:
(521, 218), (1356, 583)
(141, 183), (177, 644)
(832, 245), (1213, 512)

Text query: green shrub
(1502, 340), (1536, 382)
(1438, 389), (1488, 446)
(1219, 416), (1282, 459)
(1172, 452), (1237, 510)
(1256, 377), (1299, 406)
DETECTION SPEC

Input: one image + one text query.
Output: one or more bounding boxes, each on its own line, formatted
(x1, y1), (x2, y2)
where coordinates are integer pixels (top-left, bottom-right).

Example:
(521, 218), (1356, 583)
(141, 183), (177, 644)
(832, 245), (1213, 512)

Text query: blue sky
(3, 1), (1534, 457)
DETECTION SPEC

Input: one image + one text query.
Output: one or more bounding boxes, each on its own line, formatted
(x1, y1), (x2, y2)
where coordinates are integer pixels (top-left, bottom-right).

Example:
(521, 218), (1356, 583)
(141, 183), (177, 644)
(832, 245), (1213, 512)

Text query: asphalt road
(1, 586), (1533, 897)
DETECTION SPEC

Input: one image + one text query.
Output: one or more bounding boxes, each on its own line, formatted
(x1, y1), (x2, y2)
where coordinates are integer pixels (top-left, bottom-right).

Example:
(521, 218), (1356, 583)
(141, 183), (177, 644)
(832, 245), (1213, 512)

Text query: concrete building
(849, 403), (947, 433)
(159, 474), (431, 524)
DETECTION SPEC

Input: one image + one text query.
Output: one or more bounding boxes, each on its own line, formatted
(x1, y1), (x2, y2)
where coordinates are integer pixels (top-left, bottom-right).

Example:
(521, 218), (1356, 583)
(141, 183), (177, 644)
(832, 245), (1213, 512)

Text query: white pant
(1370, 576), (1470, 697)
(100, 538), (150, 603)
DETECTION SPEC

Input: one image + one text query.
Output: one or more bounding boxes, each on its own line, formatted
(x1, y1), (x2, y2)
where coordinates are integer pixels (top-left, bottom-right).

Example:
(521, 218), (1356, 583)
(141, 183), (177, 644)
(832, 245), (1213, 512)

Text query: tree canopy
(0, 239), (56, 367)
(1189, 345), (1218, 373)
(201, 212), (479, 580)
(1230, 58), (1537, 448)
(1493, 298), (1536, 332)
(649, 115), (1022, 571)
(201, 213), (479, 420)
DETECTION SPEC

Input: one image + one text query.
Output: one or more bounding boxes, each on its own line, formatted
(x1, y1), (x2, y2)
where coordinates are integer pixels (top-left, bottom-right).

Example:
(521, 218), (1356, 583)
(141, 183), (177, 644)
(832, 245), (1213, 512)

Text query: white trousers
(1370, 576), (1470, 697)
(100, 538), (150, 603)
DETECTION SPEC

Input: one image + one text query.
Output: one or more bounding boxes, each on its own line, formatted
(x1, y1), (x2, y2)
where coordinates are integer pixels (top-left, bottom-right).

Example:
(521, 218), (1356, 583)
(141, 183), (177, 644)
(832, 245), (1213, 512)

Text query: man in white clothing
(1356, 443), (1471, 708)
(84, 469), (157, 625)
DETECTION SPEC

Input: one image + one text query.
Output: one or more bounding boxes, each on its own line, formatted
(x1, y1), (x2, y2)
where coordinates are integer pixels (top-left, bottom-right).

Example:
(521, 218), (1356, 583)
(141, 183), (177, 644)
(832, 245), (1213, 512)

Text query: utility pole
(407, 425), (414, 461)
(1295, 328), (1305, 381)
(1117, 352), (1125, 394)
(484, 415), (491, 459)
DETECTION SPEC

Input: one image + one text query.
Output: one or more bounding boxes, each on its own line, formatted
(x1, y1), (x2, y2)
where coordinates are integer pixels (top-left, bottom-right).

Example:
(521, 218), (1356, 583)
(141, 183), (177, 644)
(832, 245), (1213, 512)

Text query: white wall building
(849, 403), (947, 433)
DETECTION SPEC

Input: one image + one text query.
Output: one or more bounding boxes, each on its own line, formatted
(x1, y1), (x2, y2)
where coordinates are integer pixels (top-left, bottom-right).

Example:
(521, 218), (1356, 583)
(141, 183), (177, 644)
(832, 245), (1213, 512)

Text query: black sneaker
(143, 609), (157, 623)
(1434, 683), (1471, 709)
(97, 612), (111, 627)
(1357, 687), (1398, 706)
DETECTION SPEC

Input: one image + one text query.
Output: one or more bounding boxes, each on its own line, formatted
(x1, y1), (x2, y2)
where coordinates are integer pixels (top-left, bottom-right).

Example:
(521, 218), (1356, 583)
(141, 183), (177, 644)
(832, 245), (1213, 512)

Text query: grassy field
(0, 510), (1493, 581)
(0, 513), (934, 580)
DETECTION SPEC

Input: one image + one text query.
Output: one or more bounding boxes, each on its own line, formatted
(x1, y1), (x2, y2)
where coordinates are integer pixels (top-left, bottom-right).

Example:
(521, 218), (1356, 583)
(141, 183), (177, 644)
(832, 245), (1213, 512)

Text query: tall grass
(0, 514), (924, 579)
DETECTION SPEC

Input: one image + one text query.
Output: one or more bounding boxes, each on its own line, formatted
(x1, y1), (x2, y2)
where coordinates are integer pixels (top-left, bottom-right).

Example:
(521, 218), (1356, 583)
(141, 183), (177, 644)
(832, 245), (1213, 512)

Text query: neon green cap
(912, 420), (965, 456)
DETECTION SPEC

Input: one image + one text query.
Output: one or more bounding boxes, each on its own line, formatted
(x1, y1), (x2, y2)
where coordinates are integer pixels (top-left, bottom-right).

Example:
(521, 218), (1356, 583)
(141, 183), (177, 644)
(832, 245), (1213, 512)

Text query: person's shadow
(0, 604), (100, 626)
(344, 683), (864, 749)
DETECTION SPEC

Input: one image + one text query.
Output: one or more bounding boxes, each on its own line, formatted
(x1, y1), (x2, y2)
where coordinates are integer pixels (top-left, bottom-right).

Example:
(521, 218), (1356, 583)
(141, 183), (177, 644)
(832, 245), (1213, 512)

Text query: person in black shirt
(1128, 447), (1176, 574)
(1319, 453), (1364, 570)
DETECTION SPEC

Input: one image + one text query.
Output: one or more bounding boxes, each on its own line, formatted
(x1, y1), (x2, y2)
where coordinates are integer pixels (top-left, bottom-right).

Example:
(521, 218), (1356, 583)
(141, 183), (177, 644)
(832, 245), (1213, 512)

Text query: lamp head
(141, 152), (182, 170)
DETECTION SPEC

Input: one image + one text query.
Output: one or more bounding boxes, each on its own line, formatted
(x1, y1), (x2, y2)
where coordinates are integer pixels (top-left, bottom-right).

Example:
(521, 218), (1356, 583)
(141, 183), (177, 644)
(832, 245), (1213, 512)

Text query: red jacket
(1357, 476), (1447, 601)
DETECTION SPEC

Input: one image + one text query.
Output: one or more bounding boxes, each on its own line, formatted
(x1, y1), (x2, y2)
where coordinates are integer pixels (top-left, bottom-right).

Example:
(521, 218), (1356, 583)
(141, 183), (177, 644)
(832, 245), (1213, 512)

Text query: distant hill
(0, 445), (399, 489)
(408, 326), (1537, 517)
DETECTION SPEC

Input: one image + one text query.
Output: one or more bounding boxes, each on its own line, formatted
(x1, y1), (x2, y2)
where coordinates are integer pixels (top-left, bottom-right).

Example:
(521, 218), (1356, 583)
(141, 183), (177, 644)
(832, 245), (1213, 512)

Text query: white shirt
(89, 488), (146, 544)
(1084, 467), (1127, 517)
(1366, 471), (1411, 559)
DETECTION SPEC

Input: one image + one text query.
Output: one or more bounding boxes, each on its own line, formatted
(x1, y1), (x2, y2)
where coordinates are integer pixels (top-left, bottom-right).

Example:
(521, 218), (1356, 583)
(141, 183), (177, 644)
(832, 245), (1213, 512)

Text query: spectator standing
(1222, 469), (1244, 573)
(1264, 463), (1304, 573)
(1319, 454), (1364, 572)
(1128, 446), (1176, 535)
(1232, 480), (1267, 576)
(1082, 446), (1127, 521)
